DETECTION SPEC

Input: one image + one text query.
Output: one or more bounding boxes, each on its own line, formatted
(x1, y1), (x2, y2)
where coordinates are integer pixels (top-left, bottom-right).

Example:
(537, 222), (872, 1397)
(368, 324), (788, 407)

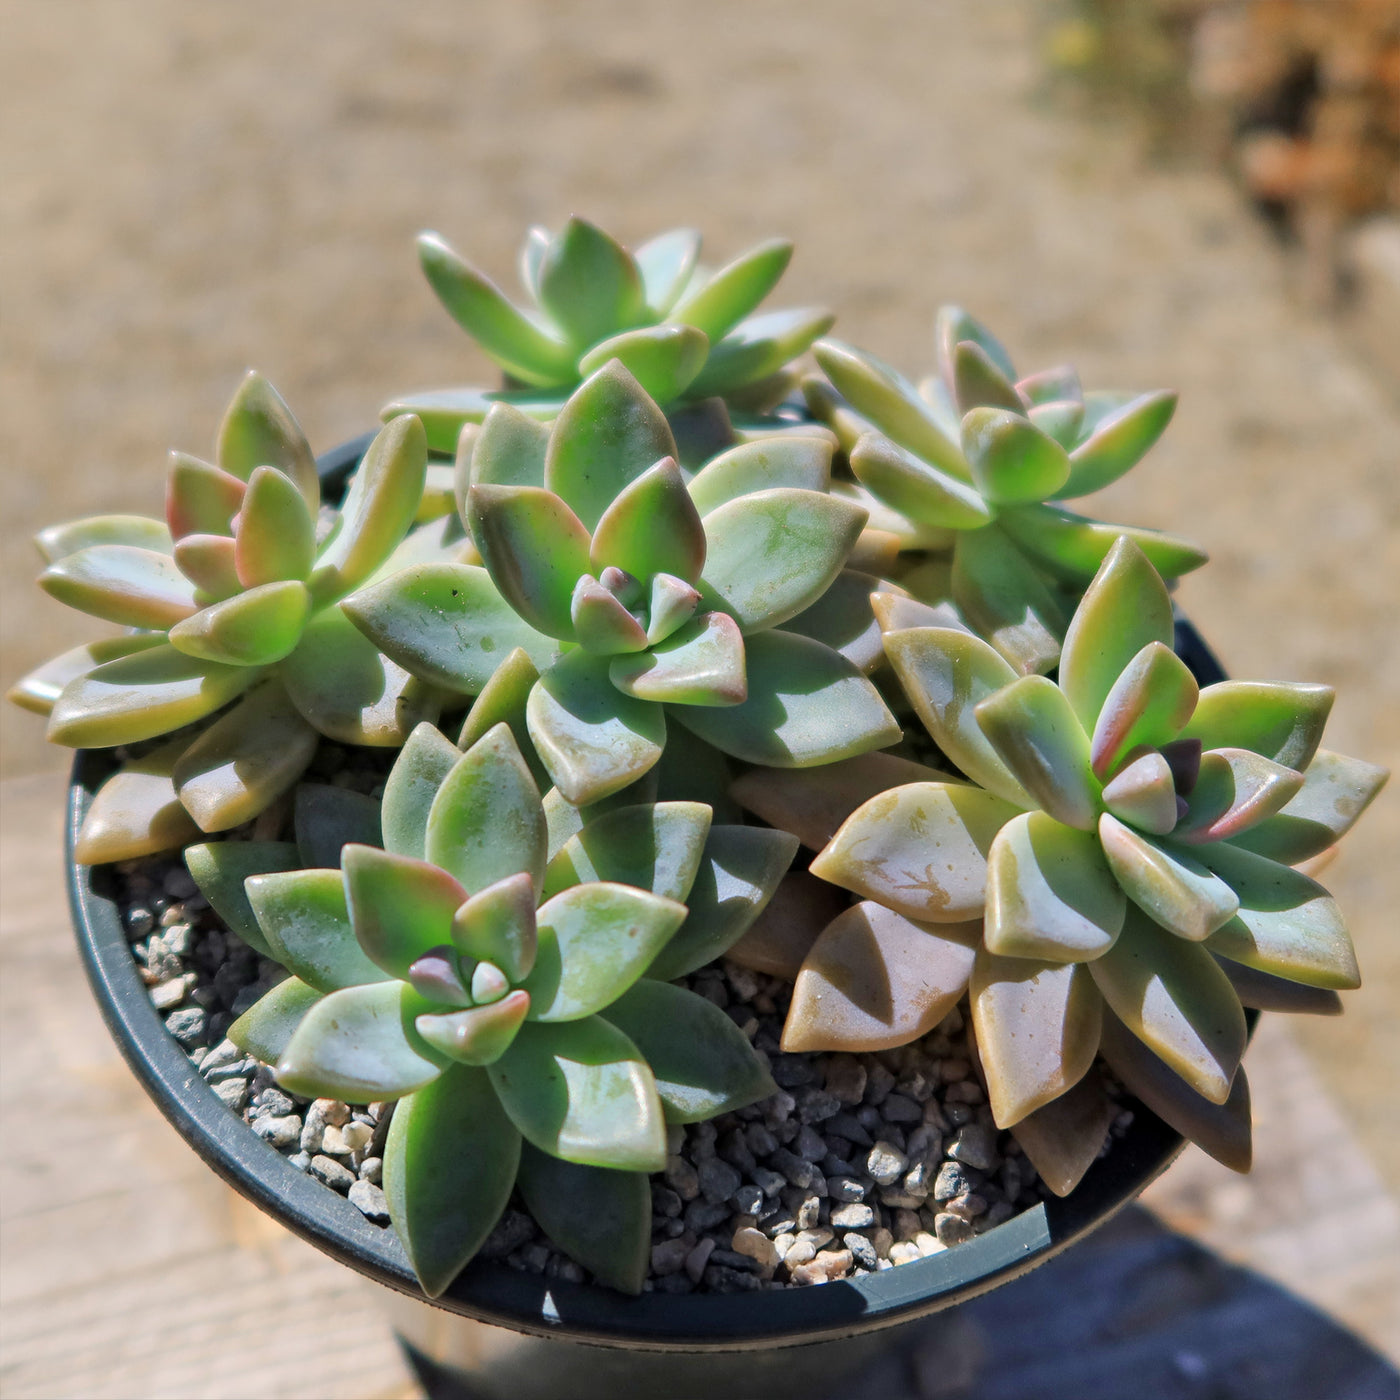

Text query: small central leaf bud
(471, 960), (510, 1005)
(407, 945), (472, 1007)
(599, 565), (644, 608)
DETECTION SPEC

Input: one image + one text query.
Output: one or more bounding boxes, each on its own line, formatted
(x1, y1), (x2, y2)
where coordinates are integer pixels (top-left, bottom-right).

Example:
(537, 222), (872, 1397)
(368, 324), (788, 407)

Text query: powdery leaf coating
(1180, 681), (1335, 773)
(487, 1017), (666, 1172)
(848, 434), (990, 531)
(952, 341), (1025, 415)
(783, 902), (978, 1053)
(343, 845), (467, 980)
(470, 403), (550, 489)
(536, 217), (645, 351)
(451, 873), (538, 983)
(971, 951), (1102, 1126)
(41, 544), (199, 630)
(634, 227), (701, 316)
(380, 723), (461, 862)
(1174, 748), (1305, 844)
(810, 782), (1019, 924)
(229, 976), (323, 1065)
(247, 869), (390, 994)
(168, 580), (312, 668)
(542, 801), (711, 904)
(609, 611), (747, 706)
(687, 436), (832, 516)
(1090, 642), (1199, 780)
(217, 370), (320, 509)
(1055, 390), (1177, 499)
(589, 458), (706, 587)
(6, 634), (166, 718)
(234, 467), (316, 588)
(960, 408), (1072, 506)
(1100, 750), (1180, 836)
(37, 512), (173, 564)
(577, 324), (709, 405)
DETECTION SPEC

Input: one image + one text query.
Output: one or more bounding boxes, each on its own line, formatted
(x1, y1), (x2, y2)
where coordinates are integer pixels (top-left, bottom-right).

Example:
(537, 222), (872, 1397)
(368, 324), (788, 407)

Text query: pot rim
(64, 431), (1228, 1351)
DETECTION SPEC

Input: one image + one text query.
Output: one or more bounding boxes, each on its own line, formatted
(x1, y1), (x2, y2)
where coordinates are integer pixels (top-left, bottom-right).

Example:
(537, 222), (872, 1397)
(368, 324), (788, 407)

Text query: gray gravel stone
(829, 1202), (876, 1230)
(934, 1161), (976, 1202)
(697, 1157), (741, 1204)
(651, 1237), (691, 1276)
(934, 1212), (976, 1246)
(795, 1088), (841, 1124)
(359, 1156), (383, 1185)
(252, 1088), (296, 1119)
(252, 1114), (302, 1149)
(731, 1184), (765, 1217)
(844, 1232), (879, 1270)
(823, 1056), (867, 1105)
(310, 1155), (357, 1193)
(880, 1093), (922, 1124)
(212, 1078), (249, 1112)
(828, 1175), (866, 1203)
(164, 1007), (207, 1046)
(664, 1155), (700, 1201)
(349, 1179), (390, 1222)
(948, 1123), (1000, 1171)
(772, 1147), (816, 1188)
(866, 1140), (908, 1186)
(751, 1166), (787, 1199)
(683, 1199), (730, 1232)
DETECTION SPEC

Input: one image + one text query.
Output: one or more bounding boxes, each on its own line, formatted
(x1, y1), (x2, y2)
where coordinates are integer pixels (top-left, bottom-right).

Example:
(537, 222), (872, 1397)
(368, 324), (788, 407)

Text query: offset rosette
(14, 375), (445, 857)
(808, 308), (1206, 674)
(218, 720), (790, 1296)
(734, 538), (1385, 1194)
(348, 361), (902, 807)
(383, 217), (834, 451)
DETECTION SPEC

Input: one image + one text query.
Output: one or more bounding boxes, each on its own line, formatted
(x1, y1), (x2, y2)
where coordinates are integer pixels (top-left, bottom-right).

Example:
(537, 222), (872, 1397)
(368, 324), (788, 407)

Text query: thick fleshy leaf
(488, 1017), (666, 1171)
(1007, 1069), (1115, 1197)
(185, 840), (300, 959)
(1099, 814), (1240, 940)
(577, 324), (709, 404)
(342, 844), (467, 978)
(247, 868), (390, 993)
(570, 575), (651, 655)
(697, 488), (866, 633)
(41, 544), (198, 629)
(381, 723), (460, 860)
(426, 723), (546, 897)
(71, 738), (202, 865)
(466, 485), (592, 640)
(609, 611), (747, 705)
(383, 1063), (522, 1297)
(536, 216), (645, 349)
(344, 561), (560, 693)
(643, 572), (701, 646)
(46, 644), (258, 748)
(217, 371), (319, 508)
(521, 883), (687, 1022)
(1017, 365), (1082, 407)
(783, 903), (978, 1053)
(1098, 1009), (1251, 1172)
(589, 457), (705, 586)
(294, 784), (382, 869)
(726, 871), (846, 981)
(730, 751), (958, 853)
(516, 1145), (650, 1294)
(228, 976), (322, 1064)
(1090, 642), (1199, 779)
(636, 227), (701, 315)
(173, 533), (243, 602)
(544, 362), (678, 531)
(951, 527), (1066, 676)
(417, 231), (575, 385)
(1027, 399), (1086, 448)
(527, 651), (667, 806)
(452, 873), (538, 981)
(781, 569), (894, 674)
(997, 503), (1208, 583)
(1227, 749), (1389, 864)
(985, 812), (1125, 961)
(235, 467), (316, 588)
(971, 951), (1102, 1126)
(685, 306), (834, 397)
(1100, 750), (1179, 836)
(687, 436), (831, 515)
(165, 454), (247, 540)
(814, 340), (967, 477)
(1054, 390), (1177, 499)
(310, 415), (428, 604)
(935, 306), (1017, 384)
(961, 408), (1071, 505)
(811, 781), (1019, 923)
(6, 634), (166, 717)
(416, 992), (532, 1066)
(543, 801), (711, 903)
(1200, 842), (1359, 989)
(1089, 906), (1247, 1103)
(36, 513), (172, 564)
(471, 402), (550, 488)
(172, 680), (318, 832)
(883, 627), (1032, 806)
(1174, 748), (1305, 844)
(975, 676), (1100, 830)
(278, 981), (447, 1101)
(1059, 536), (1175, 732)
(670, 628), (900, 768)
(1180, 681), (1334, 772)
(279, 605), (440, 746)
(645, 826), (798, 980)
(1217, 958), (1343, 1015)
(952, 341), (1025, 415)
(605, 979), (776, 1122)
(848, 433), (991, 531)
(670, 237), (792, 341)
(169, 580), (311, 667)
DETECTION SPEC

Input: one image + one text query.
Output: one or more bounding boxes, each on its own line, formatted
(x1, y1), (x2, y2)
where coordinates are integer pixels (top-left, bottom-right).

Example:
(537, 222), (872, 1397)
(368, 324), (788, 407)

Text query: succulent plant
(10, 376), (452, 860)
(735, 537), (1385, 1190)
(807, 309), (1207, 674)
(215, 719), (791, 1295)
(347, 360), (903, 807)
(383, 217), (835, 454)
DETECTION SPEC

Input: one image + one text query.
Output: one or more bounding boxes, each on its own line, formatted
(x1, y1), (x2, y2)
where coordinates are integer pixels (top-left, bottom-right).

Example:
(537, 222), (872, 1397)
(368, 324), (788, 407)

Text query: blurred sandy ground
(1, 1), (1396, 1186)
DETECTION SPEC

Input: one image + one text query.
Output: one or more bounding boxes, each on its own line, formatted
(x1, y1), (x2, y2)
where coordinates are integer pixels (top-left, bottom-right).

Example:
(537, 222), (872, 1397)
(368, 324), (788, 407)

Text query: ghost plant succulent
(348, 359), (902, 807)
(384, 218), (834, 452)
(11, 375), (443, 860)
(737, 537), (1386, 1193)
(809, 309), (1206, 674)
(210, 721), (787, 1295)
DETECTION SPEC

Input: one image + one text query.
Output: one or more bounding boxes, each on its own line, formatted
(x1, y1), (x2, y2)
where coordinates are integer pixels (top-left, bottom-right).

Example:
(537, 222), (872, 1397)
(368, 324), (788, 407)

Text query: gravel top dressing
(108, 744), (1134, 1296)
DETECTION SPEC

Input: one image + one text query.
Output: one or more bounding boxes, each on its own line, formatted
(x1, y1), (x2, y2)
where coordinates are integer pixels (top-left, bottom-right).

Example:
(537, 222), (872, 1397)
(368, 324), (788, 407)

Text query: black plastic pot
(64, 434), (1230, 1399)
